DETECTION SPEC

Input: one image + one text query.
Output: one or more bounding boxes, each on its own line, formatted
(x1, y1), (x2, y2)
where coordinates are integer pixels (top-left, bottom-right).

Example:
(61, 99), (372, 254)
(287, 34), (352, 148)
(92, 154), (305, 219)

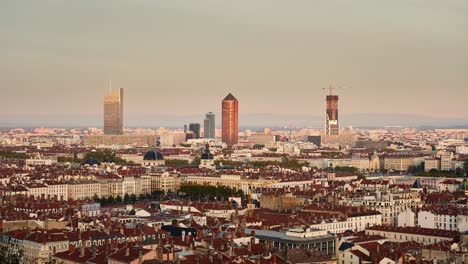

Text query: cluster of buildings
(0, 138), (467, 263)
(0, 89), (467, 263)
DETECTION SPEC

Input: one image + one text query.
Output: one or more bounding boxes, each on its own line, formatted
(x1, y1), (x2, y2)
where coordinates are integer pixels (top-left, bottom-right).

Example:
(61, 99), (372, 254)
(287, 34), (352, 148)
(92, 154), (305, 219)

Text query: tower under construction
(325, 89), (339, 135)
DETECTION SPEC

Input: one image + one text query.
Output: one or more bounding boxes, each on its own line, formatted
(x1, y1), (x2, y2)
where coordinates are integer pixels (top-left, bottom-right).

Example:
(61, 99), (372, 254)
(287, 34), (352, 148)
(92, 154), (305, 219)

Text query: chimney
(80, 245), (85, 258)
(125, 247), (130, 257)
(69, 244), (75, 255)
(157, 246), (163, 260)
(182, 231), (186, 242)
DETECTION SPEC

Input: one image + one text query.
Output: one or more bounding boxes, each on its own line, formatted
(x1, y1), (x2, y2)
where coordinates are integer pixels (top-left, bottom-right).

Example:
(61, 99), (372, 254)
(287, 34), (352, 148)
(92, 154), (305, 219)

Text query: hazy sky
(2, 0), (468, 126)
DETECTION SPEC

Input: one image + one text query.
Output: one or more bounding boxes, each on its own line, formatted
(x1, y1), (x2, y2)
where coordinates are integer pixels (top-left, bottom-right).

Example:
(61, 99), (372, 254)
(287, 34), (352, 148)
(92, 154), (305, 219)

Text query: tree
(100, 196), (108, 205)
(107, 195), (115, 205)
(130, 194), (137, 204)
(333, 166), (360, 174)
(0, 151), (29, 159)
(165, 159), (189, 166)
(83, 149), (131, 165)
(151, 190), (163, 199)
(57, 156), (83, 163)
(408, 162), (424, 174)
(180, 185), (244, 201)
(0, 239), (24, 264)
(214, 160), (244, 167)
(123, 193), (130, 204)
(464, 161), (468, 177)
(191, 157), (201, 166)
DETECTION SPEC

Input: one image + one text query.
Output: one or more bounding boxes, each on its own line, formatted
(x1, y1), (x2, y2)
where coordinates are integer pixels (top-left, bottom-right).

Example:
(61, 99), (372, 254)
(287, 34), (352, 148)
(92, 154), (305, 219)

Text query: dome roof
(201, 144), (214, 160)
(411, 179), (422, 189)
(143, 150), (164, 160)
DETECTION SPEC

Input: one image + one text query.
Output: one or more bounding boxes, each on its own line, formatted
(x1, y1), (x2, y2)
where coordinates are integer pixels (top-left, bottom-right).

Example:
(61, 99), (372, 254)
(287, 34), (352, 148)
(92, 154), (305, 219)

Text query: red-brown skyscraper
(222, 93), (238, 148)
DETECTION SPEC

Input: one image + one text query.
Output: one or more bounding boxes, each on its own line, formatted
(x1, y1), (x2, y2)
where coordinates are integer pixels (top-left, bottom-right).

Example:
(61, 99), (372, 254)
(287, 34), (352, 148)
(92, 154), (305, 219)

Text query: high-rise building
(325, 93), (339, 135)
(104, 88), (124, 135)
(204, 112), (215, 138)
(189, 123), (200, 139)
(307, 135), (322, 147)
(222, 93), (238, 147)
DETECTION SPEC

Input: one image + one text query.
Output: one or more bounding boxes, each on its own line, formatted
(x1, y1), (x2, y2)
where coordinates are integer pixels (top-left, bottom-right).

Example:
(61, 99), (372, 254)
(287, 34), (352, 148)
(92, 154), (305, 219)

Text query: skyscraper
(189, 123), (200, 139)
(325, 93), (339, 135)
(104, 87), (123, 135)
(204, 112), (215, 139)
(222, 93), (238, 147)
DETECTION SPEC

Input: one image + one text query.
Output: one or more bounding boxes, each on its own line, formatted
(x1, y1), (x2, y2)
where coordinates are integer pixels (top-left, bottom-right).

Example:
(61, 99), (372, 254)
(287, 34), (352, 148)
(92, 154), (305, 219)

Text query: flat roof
(245, 228), (335, 245)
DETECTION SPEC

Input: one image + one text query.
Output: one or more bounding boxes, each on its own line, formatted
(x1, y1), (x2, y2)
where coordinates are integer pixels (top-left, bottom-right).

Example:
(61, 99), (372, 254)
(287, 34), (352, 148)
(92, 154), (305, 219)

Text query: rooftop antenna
(109, 80), (112, 93)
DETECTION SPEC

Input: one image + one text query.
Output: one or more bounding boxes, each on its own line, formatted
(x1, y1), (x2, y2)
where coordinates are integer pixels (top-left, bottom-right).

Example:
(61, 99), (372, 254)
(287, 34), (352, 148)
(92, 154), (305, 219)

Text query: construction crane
(323, 86), (338, 95)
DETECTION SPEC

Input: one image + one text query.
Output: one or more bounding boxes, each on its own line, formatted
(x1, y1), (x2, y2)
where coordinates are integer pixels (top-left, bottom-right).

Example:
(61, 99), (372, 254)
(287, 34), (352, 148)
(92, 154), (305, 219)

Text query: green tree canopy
(0, 239), (24, 264)
(165, 159), (190, 166)
(180, 185), (244, 201)
(0, 151), (28, 159)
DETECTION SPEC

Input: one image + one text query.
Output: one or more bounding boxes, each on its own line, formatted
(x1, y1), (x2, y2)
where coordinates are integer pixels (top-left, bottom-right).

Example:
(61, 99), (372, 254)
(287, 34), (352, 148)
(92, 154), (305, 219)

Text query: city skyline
(1, 82), (468, 129)
(2, 1), (468, 125)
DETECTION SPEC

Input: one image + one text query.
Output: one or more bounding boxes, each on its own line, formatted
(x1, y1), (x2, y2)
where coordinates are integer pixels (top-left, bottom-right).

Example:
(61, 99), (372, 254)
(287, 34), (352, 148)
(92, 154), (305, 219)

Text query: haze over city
(2, 1), (468, 128)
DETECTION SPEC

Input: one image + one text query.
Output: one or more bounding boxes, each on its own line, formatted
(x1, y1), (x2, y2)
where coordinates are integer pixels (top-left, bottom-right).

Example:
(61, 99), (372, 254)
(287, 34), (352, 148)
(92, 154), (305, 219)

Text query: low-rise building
(365, 226), (459, 245)
(68, 180), (101, 200)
